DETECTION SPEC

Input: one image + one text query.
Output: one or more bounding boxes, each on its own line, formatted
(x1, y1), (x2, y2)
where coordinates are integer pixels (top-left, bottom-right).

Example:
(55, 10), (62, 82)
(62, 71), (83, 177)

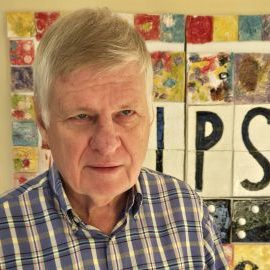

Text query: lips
(87, 164), (122, 173)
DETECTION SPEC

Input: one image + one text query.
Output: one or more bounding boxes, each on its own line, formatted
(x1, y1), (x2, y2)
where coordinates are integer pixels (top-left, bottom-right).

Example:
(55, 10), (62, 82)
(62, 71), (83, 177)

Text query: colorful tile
(187, 52), (233, 104)
(39, 149), (52, 173)
(10, 40), (34, 65)
(12, 121), (39, 146)
(213, 16), (238, 42)
(234, 104), (270, 151)
(134, 14), (160, 40)
(151, 51), (185, 102)
(239, 15), (262, 41)
(11, 94), (35, 121)
(13, 172), (36, 186)
(34, 12), (60, 41)
(186, 150), (232, 197)
(233, 244), (270, 269)
(262, 15), (270, 41)
(11, 66), (33, 91)
(160, 14), (184, 43)
(233, 151), (270, 197)
(204, 199), (231, 243)
(222, 244), (233, 270)
(187, 105), (234, 151)
(234, 53), (270, 104)
(232, 200), (270, 242)
(13, 146), (38, 173)
(186, 16), (213, 44)
(7, 12), (35, 37)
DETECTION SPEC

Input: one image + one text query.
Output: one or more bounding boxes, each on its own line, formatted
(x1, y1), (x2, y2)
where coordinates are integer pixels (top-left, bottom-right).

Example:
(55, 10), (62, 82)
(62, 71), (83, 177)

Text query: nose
(89, 117), (121, 155)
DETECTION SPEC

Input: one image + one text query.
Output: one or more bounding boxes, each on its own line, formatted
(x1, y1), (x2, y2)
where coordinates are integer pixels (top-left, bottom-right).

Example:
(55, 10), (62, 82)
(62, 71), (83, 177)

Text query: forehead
(52, 63), (147, 109)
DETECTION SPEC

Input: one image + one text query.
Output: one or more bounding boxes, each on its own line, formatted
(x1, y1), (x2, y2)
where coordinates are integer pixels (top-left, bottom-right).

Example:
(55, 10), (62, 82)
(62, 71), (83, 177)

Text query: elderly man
(0, 8), (228, 269)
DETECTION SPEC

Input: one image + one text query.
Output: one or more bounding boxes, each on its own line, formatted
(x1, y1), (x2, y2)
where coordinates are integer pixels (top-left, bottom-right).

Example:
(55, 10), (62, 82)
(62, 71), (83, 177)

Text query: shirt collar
(48, 163), (144, 217)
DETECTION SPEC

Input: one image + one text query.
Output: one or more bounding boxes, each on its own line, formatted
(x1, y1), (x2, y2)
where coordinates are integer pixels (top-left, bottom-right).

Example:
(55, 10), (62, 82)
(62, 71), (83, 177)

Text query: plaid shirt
(0, 165), (228, 269)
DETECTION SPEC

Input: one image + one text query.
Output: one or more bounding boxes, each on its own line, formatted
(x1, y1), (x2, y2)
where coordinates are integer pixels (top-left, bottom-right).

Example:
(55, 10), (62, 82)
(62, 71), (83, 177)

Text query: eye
(74, 114), (89, 120)
(120, 110), (134, 116)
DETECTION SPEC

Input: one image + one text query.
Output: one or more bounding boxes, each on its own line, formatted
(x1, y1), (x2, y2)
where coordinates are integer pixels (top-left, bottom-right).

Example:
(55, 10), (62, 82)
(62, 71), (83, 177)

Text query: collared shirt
(0, 165), (228, 269)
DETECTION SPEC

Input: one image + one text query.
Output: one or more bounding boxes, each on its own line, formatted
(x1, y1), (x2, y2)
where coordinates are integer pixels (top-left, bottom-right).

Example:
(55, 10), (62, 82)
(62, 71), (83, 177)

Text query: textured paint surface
(187, 52), (233, 104)
(13, 146), (38, 173)
(222, 244), (233, 269)
(186, 16), (213, 44)
(11, 94), (35, 121)
(262, 15), (270, 40)
(14, 172), (35, 186)
(12, 121), (39, 147)
(35, 12), (60, 41)
(7, 12), (35, 37)
(160, 14), (184, 42)
(151, 51), (185, 102)
(213, 16), (238, 41)
(239, 15), (262, 41)
(134, 14), (160, 40)
(11, 66), (33, 91)
(204, 200), (231, 243)
(157, 107), (164, 149)
(10, 40), (34, 65)
(234, 244), (270, 270)
(232, 200), (270, 242)
(234, 53), (270, 104)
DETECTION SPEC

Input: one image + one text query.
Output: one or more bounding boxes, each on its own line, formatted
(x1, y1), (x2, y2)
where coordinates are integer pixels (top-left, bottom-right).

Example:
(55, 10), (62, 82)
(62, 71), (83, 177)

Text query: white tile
(143, 149), (156, 171)
(163, 150), (184, 180)
(234, 104), (270, 151)
(233, 151), (270, 197)
(186, 150), (233, 197)
(187, 105), (234, 151)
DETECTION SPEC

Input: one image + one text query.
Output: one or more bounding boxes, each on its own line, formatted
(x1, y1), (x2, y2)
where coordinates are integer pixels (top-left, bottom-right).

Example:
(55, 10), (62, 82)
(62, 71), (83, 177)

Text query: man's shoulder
(140, 167), (200, 201)
(0, 171), (49, 206)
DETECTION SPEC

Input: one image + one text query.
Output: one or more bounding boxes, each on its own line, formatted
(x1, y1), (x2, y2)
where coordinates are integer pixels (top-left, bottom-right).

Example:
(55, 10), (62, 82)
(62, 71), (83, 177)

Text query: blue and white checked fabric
(0, 165), (228, 269)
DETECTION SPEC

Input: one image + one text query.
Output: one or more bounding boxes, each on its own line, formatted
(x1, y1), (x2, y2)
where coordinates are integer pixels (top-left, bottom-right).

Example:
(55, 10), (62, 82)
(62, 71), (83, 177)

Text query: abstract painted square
(204, 199), (231, 243)
(151, 51), (185, 102)
(134, 14), (160, 40)
(262, 15), (270, 41)
(186, 16), (213, 44)
(234, 53), (270, 104)
(213, 16), (238, 42)
(232, 199), (270, 242)
(222, 244), (233, 270)
(35, 12), (60, 41)
(11, 94), (35, 121)
(10, 40), (34, 65)
(187, 52), (233, 104)
(239, 15), (262, 41)
(7, 12), (35, 37)
(39, 149), (52, 173)
(13, 146), (38, 173)
(12, 121), (39, 146)
(233, 244), (270, 270)
(14, 172), (36, 186)
(160, 14), (184, 43)
(11, 66), (33, 91)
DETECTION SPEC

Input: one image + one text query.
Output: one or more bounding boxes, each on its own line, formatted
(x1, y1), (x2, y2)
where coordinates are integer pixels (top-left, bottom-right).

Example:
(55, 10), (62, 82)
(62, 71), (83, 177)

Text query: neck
(64, 186), (128, 235)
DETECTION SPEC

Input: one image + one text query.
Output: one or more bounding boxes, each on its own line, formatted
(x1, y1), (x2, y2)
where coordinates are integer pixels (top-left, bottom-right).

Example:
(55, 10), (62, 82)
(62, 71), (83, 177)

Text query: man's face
(39, 63), (151, 205)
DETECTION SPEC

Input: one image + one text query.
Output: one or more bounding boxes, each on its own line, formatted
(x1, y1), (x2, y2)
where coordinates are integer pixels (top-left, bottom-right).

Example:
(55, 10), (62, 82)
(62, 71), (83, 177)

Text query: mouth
(87, 165), (122, 173)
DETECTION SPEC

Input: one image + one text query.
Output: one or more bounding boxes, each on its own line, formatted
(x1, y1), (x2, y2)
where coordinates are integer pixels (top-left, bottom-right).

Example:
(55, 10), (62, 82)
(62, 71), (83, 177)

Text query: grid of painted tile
(7, 12), (58, 185)
(6, 11), (270, 268)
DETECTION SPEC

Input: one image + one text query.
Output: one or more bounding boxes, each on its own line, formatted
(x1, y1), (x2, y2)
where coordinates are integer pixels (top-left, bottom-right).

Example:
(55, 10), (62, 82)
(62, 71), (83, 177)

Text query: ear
(34, 101), (50, 149)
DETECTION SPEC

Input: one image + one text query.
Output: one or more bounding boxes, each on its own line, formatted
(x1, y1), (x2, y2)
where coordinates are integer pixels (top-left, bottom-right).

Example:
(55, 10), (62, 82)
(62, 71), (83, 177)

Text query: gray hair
(33, 8), (153, 127)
